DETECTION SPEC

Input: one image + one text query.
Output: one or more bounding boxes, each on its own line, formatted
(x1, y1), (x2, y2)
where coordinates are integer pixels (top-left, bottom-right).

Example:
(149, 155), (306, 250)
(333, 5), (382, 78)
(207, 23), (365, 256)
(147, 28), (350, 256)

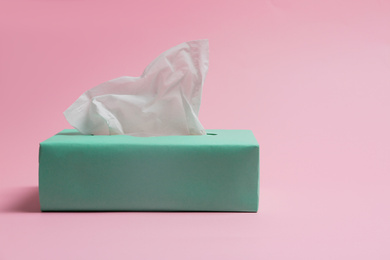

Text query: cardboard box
(39, 129), (259, 212)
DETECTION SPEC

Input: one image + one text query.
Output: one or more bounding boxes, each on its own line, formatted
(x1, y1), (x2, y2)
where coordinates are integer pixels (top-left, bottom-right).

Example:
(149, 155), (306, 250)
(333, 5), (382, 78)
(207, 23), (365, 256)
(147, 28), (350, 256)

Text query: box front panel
(39, 131), (259, 212)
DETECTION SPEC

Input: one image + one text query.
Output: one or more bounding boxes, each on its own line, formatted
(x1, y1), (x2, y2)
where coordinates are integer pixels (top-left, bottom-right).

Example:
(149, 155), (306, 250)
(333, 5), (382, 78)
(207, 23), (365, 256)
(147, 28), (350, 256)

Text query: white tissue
(64, 39), (209, 137)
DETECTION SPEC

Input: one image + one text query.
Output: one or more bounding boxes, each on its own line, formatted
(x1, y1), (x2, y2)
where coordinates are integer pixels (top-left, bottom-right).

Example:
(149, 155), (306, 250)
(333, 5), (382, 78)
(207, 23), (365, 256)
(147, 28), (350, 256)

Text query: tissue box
(39, 129), (259, 212)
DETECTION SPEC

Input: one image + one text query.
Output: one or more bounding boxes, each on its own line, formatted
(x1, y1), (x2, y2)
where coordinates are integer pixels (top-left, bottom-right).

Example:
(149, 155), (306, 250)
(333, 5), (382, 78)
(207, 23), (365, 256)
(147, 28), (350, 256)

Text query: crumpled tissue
(64, 39), (209, 137)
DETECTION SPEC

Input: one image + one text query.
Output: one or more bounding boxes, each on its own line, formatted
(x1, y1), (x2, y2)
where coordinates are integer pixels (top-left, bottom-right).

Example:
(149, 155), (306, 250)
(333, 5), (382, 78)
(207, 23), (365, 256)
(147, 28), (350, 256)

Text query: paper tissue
(39, 40), (260, 212)
(64, 39), (208, 137)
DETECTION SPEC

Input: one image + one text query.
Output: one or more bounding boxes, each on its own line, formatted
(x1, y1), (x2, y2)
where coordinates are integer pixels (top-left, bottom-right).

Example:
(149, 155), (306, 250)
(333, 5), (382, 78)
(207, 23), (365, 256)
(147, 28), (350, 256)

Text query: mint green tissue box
(39, 129), (259, 212)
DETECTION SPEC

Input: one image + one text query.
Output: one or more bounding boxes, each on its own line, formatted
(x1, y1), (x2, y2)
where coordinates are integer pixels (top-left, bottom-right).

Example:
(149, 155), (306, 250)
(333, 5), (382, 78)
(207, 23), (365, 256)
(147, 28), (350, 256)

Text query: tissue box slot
(39, 129), (259, 212)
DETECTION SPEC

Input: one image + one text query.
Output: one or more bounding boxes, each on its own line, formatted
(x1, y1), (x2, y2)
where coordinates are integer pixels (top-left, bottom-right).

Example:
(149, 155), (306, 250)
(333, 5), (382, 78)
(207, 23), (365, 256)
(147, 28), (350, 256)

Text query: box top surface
(41, 129), (258, 147)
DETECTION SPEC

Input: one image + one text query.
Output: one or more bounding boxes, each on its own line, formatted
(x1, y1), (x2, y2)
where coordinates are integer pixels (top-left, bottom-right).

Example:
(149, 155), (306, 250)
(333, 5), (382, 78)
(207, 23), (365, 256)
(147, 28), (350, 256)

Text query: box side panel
(39, 141), (259, 212)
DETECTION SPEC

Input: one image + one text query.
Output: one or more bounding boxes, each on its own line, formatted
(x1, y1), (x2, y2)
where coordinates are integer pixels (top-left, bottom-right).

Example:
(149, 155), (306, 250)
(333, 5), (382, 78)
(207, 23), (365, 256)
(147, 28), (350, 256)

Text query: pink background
(1, 0), (390, 258)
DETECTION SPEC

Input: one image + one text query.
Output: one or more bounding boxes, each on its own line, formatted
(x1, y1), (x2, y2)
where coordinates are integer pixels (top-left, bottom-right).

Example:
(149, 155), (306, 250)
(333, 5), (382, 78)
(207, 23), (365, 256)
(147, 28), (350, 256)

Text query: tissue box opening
(39, 129), (259, 212)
